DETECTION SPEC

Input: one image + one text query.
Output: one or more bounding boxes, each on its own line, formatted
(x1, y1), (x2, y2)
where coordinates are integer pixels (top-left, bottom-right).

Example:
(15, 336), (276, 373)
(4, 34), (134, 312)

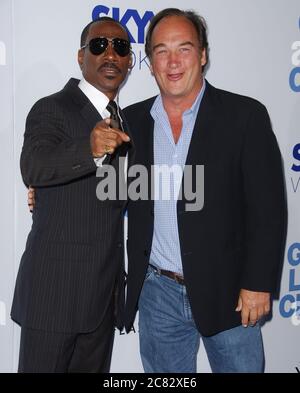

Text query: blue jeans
(138, 265), (265, 373)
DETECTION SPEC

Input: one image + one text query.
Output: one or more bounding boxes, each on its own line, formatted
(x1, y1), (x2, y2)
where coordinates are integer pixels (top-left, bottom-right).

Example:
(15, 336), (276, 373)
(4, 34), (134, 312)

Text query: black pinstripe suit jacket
(11, 78), (133, 333)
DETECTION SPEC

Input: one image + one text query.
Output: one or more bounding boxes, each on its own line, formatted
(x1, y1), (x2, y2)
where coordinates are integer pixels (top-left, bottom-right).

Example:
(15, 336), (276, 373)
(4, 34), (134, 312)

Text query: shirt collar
(78, 77), (110, 117)
(188, 78), (206, 115)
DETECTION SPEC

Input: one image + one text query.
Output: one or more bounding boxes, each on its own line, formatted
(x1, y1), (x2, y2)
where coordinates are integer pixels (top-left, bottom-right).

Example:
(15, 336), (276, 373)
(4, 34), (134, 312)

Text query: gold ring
(104, 145), (112, 154)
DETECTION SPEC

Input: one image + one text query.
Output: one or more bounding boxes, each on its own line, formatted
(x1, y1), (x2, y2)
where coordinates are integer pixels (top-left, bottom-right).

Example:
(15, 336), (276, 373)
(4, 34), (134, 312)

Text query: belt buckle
(155, 266), (162, 276)
(150, 264), (161, 275)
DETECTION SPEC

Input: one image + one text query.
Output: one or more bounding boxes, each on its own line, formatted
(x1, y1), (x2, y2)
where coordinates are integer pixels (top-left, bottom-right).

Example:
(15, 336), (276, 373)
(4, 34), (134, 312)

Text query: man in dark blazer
(11, 17), (133, 372)
(123, 9), (286, 373)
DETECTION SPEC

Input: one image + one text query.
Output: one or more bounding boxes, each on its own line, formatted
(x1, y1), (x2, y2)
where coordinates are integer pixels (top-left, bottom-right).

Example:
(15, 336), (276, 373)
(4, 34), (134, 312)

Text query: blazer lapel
(177, 81), (220, 212)
(80, 101), (103, 131)
(64, 78), (103, 132)
(135, 99), (155, 171)
(141, 104), (155, 208)
(127, 99), (154, 204)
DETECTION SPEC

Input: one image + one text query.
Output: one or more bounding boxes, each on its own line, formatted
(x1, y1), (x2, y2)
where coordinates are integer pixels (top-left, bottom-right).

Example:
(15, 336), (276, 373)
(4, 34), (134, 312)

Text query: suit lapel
(64, 78), (103, 132)
(80, 101), (103, 131)
(127, 100), (154, 203)
(185, 81), (219, 165)
(141, 104), (155, 207)
(140, 103), (154, 166)
(177, 81), (220, 211)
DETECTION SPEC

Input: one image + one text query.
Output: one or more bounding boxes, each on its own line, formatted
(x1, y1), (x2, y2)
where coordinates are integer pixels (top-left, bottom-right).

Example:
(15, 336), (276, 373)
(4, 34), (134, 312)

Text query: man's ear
(128, 53), (133, 70)
(149, 63), (154, 75)
(200, 48), (207, 67)
(78, 49), (84, 70)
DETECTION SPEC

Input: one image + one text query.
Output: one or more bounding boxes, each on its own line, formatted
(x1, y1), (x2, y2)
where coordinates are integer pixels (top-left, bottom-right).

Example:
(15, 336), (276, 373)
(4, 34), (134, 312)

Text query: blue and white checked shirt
(150, 81), (206, 274)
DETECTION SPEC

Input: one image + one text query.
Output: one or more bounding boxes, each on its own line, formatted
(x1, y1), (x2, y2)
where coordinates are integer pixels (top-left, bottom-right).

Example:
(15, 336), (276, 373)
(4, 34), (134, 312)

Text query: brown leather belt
(149, 264), (185, 285)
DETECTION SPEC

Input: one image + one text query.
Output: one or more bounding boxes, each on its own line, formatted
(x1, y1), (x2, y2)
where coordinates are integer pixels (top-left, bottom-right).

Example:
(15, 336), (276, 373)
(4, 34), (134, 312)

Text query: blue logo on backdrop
(291, 144), (300, 193)
(91, 5), (154, 70)
(92, 5), (154, 43)
(292, 143), (300, 172)
(279, 243), (300, 325)
(289, 17), (300, 92)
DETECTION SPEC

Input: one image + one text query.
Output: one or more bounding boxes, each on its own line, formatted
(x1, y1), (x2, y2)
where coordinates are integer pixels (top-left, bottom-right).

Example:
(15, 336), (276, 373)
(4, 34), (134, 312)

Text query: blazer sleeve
(20, 97), (97, 187)
(240, 102), (286, 293)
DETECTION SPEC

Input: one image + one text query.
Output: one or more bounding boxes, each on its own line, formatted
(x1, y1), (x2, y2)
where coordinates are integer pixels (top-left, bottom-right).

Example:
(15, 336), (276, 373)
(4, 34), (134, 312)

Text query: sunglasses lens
(113, 39), (130, 57)
(89, 38), (107, 55)
(87, 38), (130, 57)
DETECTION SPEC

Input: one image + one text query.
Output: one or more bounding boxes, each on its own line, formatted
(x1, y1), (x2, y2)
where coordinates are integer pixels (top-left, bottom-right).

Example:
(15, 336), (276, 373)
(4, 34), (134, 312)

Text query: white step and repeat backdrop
(0, 0), (299, 373)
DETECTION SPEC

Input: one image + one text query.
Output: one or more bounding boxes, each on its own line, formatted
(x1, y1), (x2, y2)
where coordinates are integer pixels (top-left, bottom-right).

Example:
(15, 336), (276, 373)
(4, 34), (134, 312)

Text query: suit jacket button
(183, 251), (192, 256)
(150, 209), (154, 217)
(144, 250), (149, 257)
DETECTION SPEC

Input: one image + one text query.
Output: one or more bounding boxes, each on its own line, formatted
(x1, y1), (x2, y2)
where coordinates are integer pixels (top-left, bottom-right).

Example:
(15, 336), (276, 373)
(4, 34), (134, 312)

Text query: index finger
(111, 129), (130, 142)
(105, 119), (130, 142)
(94, 119), (130, 142)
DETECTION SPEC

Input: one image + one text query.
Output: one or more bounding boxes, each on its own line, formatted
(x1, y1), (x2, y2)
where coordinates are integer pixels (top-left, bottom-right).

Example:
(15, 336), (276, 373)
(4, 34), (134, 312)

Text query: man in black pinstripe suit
(11, 17), (133, 373)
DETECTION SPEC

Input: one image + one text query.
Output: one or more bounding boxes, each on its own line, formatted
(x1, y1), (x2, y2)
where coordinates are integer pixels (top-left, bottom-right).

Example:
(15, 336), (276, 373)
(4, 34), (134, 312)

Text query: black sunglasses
(81, 37), (131, 57)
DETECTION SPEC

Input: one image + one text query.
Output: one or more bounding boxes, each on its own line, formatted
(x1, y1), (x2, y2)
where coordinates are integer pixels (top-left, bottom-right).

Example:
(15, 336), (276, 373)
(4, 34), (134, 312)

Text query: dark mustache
(99, 62), (121, 73)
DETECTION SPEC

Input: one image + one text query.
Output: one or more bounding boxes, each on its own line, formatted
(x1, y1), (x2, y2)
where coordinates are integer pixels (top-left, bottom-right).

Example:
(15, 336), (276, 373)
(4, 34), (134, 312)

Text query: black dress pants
(18, 303), (115, 373)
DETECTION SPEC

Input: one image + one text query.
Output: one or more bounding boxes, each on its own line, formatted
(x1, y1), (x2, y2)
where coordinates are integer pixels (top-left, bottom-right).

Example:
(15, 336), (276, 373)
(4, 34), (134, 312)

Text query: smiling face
(149, 15), (206, 103)
(78, 20), (132, 100)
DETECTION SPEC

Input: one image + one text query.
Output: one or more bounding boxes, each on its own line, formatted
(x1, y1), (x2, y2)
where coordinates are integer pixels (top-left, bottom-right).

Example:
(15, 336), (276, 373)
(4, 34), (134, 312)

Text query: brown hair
(145, 8), (209, 71)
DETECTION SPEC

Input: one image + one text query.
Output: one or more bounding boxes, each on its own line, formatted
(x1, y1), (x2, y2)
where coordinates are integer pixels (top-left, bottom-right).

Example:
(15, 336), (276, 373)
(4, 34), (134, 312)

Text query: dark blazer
(123, 81), (286, 337)
(11, 78), (133, 333)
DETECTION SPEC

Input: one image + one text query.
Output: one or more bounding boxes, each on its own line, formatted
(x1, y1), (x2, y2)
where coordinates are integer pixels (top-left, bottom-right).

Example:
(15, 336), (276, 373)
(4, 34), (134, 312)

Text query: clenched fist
(90, 118), (130, 157)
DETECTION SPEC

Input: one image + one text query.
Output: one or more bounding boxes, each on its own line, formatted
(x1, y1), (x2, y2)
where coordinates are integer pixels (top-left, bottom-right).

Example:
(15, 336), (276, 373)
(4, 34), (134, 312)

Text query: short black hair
(80, 17), (130, 47)
(145, 8), (209, 71)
